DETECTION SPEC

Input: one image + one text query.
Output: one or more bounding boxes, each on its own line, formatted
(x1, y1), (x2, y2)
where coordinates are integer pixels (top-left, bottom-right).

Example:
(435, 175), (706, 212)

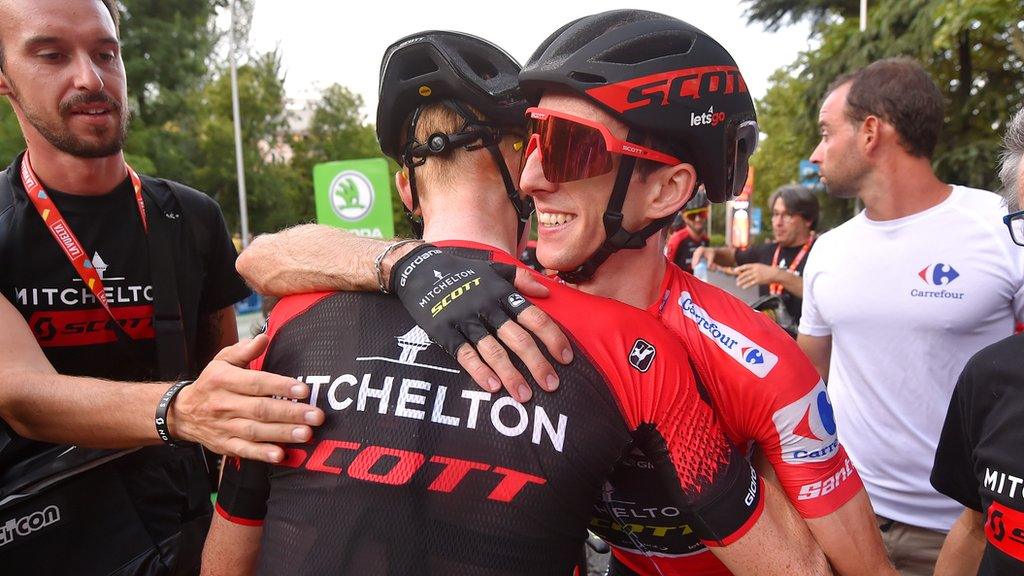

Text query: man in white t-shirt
(798, 57), (1024, 576)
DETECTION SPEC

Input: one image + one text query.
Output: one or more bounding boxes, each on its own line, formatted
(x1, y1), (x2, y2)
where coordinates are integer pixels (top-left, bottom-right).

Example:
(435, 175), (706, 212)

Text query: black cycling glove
(388, 244), (532, 357)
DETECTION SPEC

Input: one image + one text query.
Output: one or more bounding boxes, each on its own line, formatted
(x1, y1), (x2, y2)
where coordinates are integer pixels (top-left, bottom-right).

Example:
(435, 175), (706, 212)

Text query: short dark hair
(999, 108), (1024, 211)
(0, 0), (120, 71)
(768, 185), (819, 230)
(828, 57), (943, 159)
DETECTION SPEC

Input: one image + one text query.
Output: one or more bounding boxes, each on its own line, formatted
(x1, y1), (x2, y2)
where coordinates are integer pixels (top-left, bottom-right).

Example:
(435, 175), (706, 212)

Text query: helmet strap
(558, 128), (676, 284)
(401, 99), (532, 242)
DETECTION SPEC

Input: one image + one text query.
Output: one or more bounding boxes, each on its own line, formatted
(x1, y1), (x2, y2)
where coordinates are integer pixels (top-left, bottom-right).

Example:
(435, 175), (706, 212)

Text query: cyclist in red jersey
(664, 190), (710, 275)
(204, 30), (827, 576)
(236, 11), (895, 576)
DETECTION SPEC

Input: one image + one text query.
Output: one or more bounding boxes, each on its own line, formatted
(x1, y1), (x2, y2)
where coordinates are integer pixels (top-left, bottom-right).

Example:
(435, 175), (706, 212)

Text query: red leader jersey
(599, 262), (863, 576)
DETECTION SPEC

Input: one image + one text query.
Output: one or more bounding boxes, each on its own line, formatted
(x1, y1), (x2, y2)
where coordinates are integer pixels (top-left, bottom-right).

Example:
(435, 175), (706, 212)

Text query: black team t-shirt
(735, 242), (811, 323)
(0, 153), (251, 574)
(932, 333), (1024, 575)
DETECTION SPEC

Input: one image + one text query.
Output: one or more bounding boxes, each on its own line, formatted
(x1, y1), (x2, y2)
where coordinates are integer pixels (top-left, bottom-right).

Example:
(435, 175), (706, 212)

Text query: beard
(12, 82), (129, 158)
(822, 159), (868, 199)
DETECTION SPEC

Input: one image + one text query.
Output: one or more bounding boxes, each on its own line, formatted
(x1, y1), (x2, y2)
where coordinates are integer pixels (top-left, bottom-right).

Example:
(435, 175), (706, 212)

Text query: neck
(24, 141), (126, 196)
(859, 154), (950, 221)
(420, 186), (518, 255)
(781, 230), (812, 248)
(576, 239), (666, 309)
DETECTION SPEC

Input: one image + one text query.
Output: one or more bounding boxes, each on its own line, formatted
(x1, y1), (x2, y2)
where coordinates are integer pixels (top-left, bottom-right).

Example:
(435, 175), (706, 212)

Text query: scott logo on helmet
(587, 65), (748, 115)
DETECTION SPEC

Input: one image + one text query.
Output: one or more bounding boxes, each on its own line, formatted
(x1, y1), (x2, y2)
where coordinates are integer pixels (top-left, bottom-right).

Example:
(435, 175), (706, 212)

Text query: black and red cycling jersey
(215, 242), (763, 576)
(664, 228), (707, 274)
(598, 263), (863, 576)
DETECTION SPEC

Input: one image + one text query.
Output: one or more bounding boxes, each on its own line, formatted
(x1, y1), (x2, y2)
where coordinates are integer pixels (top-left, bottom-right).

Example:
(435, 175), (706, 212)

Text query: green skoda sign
(313, 158), (394, 238)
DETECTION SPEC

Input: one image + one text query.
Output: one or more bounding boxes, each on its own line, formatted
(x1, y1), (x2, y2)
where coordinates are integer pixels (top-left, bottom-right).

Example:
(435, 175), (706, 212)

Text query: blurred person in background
(692, 185), (818, 325)
(665, 188), (709, 274)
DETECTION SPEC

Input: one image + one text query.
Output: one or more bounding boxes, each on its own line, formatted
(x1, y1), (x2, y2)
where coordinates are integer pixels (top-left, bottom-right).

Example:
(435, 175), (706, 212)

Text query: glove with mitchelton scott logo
(388, 244), (532, 357)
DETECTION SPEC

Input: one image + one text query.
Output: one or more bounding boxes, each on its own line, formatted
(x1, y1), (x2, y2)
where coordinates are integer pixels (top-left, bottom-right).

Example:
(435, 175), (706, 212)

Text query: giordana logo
(919, 263), (960, 286)
(678, 292), (778, 378)
(329, 171), (375, 221)
(628, 339), (656, 372)
(507, 293), (526, 309)
(773, 380), (840, 465)
(355, 325), (458, 374)
(690, 106), (726, 128)
(0, 505), (61, 547)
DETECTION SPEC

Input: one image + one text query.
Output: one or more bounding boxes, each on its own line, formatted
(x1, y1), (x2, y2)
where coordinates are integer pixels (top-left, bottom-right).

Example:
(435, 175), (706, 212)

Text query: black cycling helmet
(377, 31), (532, 237)
(520, 10), (758, 281)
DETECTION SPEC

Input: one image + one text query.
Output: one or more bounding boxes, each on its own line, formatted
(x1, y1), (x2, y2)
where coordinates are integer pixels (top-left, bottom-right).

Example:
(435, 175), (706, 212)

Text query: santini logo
(678, 292), (778, 378)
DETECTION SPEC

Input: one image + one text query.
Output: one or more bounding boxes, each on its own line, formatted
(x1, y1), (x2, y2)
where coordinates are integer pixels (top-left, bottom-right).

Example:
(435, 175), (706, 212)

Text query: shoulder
(959, 333), (1024, 394)
(141, 176), (223, 221)
(661, 265), (820, 394)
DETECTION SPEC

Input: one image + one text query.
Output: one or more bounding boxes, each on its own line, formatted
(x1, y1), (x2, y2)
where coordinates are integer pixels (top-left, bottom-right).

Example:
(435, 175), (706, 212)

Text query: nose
(809, 141), (824, 165)
(72, 52), (104, 93)
(519, 136), (557, 198)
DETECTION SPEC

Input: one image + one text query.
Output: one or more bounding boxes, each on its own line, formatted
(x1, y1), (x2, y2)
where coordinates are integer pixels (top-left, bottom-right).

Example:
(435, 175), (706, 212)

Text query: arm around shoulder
(236, 224), (421, 296)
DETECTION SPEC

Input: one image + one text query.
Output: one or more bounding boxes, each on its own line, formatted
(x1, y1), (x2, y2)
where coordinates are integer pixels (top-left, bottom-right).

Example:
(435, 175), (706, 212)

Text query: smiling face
(0, 0), (128, 158)
(519, 92), (662, 273)
(809, 82), (868, 199)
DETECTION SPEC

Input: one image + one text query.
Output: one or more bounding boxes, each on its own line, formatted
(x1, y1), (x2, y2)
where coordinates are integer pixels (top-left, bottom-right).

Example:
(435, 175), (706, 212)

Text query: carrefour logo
(911, 263), (965, 300)
(773, 380), (840, 465)
(329, 171), (375, 222)
(678, 292), (778, 378)
(918, 263), (959, 286)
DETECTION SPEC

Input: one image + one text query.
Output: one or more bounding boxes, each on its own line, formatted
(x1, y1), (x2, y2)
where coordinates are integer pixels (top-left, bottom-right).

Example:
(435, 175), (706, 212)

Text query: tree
(292, 84), (413, 237)
(743, 0), (1024, 229)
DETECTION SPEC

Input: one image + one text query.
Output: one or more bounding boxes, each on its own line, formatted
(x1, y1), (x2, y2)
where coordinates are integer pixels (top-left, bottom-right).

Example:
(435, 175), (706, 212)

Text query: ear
(644, 163), (697, 221)
(861, 116), (881, 155)
(395, 169), (417, 214)
(0, 69), (13, 97)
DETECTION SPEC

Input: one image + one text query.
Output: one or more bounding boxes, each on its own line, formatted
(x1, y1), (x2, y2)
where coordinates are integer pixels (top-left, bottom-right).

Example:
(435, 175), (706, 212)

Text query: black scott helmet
(377, 31), (532, 238)
(520, 10), (759, 203)
(377, 31), (528, 162)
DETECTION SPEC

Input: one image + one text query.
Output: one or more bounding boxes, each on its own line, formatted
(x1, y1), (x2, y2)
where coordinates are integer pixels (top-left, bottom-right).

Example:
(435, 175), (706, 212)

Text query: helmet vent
(594, 31), (695, 65)
(461, 51), (500, 81)
(398, 55), (439, 81)
(569, 71), (606, 84)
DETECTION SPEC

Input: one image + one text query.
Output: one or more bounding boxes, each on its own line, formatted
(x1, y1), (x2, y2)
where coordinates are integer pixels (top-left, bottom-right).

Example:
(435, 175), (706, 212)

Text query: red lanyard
(770, 232), (815, 295)
(21, 151), (147, 321)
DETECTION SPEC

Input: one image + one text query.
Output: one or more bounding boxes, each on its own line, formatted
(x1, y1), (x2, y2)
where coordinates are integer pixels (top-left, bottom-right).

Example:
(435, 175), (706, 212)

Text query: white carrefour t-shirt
(799, 186), (1024, 531)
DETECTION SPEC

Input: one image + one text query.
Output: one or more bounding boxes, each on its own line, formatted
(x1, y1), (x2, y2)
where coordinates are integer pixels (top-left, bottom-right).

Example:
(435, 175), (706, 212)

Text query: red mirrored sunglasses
(523, 107), (681, 184)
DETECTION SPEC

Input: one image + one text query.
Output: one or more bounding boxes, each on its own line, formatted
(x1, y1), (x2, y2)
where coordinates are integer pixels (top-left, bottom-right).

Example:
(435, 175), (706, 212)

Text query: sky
(247, 0), (812, 116)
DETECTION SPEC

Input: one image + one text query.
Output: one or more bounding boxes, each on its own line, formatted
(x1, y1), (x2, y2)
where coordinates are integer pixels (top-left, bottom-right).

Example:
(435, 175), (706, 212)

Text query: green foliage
(746, 0), (1024, 230)
(0, 2), (392, 238)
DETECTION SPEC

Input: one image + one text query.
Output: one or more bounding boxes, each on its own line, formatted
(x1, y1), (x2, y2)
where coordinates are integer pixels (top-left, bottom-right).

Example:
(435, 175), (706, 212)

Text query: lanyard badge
(21, 152), (147, 331)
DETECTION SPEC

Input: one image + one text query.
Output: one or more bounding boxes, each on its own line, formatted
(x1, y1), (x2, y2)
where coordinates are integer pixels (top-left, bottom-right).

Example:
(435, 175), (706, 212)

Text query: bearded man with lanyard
(692, 185), (818, 326)
(0, 1), (327, 574)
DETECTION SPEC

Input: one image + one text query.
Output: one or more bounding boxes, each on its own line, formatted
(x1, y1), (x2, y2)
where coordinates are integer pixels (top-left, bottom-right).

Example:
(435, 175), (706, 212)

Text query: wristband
(155, 380), (196, 447)
(375, 239), (423, 294)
